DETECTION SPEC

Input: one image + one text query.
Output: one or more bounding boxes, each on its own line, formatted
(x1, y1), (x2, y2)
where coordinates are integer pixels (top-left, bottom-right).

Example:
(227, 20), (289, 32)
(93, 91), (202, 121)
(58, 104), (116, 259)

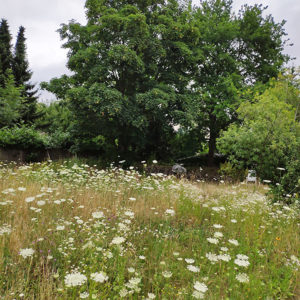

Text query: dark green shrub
(0, 125), (46, 150)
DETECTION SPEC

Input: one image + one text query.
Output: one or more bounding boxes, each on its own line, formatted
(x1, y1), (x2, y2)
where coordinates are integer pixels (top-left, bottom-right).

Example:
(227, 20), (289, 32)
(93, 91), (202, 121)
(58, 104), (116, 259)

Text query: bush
(43, 129), (72, 150)
(0, 125), (46, 150)
(217, 79), (300, 203)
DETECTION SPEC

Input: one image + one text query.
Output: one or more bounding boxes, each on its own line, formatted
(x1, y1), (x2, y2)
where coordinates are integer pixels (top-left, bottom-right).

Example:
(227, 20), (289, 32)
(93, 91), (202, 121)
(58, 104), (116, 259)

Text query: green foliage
(217, 77), (300, 201)
(191, 0), (289, 160)
(0, 71), (23, 128)
(39, 0), (289, 164)
(12, 26), (30, 86)
(169, 127), (204, 160)
(0, 19), (13, 86)
(42, 0), (200, 161)
(13, 26), (40, 124)
(35, 101), (73, 132)
(0, 125), (45, 150)
(270, 155), (300, 203)
(35, 101), (75, 150)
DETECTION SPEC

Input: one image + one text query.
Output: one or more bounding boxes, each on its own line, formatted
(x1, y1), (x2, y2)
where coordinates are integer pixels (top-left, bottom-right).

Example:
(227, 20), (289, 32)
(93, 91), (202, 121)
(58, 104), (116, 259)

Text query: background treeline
(0, 0), (299, 201)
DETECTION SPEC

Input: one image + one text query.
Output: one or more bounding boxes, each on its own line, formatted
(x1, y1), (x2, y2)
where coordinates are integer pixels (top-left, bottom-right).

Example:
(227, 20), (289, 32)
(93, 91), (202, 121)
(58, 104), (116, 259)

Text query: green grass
(0, 160), (299, 299)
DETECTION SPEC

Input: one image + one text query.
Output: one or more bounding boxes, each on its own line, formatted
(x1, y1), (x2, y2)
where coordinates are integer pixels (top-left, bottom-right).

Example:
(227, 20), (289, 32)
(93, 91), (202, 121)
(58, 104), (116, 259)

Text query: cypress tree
(0, 19), (13, 87)
(13, 26), (40, 123)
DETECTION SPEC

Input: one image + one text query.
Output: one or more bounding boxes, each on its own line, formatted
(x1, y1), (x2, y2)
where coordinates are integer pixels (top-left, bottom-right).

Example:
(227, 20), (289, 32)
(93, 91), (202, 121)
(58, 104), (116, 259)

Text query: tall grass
(0, 160), (299, 299)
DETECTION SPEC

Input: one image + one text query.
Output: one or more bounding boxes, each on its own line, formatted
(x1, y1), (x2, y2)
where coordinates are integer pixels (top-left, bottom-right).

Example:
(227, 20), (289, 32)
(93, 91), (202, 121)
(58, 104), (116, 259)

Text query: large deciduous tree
(42, 0), (199, 160)
(192, 0), (289, 162)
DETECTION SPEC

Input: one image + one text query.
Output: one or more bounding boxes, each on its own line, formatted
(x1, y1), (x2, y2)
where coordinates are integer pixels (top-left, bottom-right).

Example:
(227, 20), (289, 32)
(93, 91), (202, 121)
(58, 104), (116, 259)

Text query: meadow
(0, 160), (299, 299)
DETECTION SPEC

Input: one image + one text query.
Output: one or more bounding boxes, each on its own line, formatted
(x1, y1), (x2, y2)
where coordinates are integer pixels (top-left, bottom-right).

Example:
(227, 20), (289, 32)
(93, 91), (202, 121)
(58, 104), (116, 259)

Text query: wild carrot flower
(19, 248), (35, 258)
(162, 271), (172, 278)
(187, 265), (200, 272)
(111, 236), (125, 245)
(236, 273), (249, 283)
(65, 272), (87, 287)
(91, 272), (108, 283)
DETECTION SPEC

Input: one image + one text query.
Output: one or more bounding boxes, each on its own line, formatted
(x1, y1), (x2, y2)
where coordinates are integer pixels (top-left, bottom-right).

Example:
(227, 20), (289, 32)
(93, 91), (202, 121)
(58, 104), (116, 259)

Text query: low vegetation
(0, 161), (299, 299)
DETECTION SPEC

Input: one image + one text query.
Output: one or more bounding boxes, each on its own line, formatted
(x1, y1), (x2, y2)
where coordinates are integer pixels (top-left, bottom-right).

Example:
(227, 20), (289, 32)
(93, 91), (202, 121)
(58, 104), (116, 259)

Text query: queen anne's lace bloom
(194, 281), (208, 293)
(207, 237), (219, 244)
(234, 255), (250, 267)
(192, 281), (208, 299)
(165, 209), (175, 216)
(236, 273), (249, 283)
(187, 265), (200, 272)
(111, 236), (125, 245)
(65, 272), (87, 287)
(92, 211), (104, 219)
(162, 271), (172, 278)
(91, 271), (108, 283)
(19, 248), (35, 258)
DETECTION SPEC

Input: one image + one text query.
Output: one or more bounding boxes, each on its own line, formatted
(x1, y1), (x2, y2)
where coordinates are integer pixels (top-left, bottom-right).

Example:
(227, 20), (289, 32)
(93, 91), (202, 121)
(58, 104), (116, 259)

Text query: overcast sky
(1, 0), (299, 102)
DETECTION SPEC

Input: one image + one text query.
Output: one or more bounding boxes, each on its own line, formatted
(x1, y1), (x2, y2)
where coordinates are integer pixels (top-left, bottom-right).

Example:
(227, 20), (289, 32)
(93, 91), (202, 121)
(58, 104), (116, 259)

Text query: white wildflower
(124, 211), (134, 218)
(207, 237), (219, 244)
(111, 236), (125, 245)
(228, 239), (239, 246)
(91, 272), (108, 283)
(192, 291), (205, 299)
(185, 258), (195, 264)
(187, 265), (200, 273)
(119, 288), (128, 297)
(92, 211), (104, 219)
(213, 224), (223, 229)
(0, 224), (12, 235)
(218, 254), (231, 262)
(80, 292), (89, 299)
(25, 197), (35, 203)
(19, 248), (35, 258)
(165, 209), (175, 216)
(236, 273), (249, 283)
(162, 271), (172, 278)
(194, 281), (208, 293)
(147, 292), (156, 299)
(237, 254), (249, 260)
(206, 252), (219, 263)
(128, 267), (135, 273)
(234, 258), (250, 267)
(65, 272), (87, 287)
(214, 232), (223, 238)
(129, 197), (136, 201)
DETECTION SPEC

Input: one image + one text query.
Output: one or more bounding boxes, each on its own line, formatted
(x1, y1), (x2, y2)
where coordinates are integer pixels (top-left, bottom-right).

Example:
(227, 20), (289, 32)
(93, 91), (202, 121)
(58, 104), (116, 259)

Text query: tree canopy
(0, 20), (40, 127)
(0, 19), (13, 87)
(42, 0), (289, 163)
